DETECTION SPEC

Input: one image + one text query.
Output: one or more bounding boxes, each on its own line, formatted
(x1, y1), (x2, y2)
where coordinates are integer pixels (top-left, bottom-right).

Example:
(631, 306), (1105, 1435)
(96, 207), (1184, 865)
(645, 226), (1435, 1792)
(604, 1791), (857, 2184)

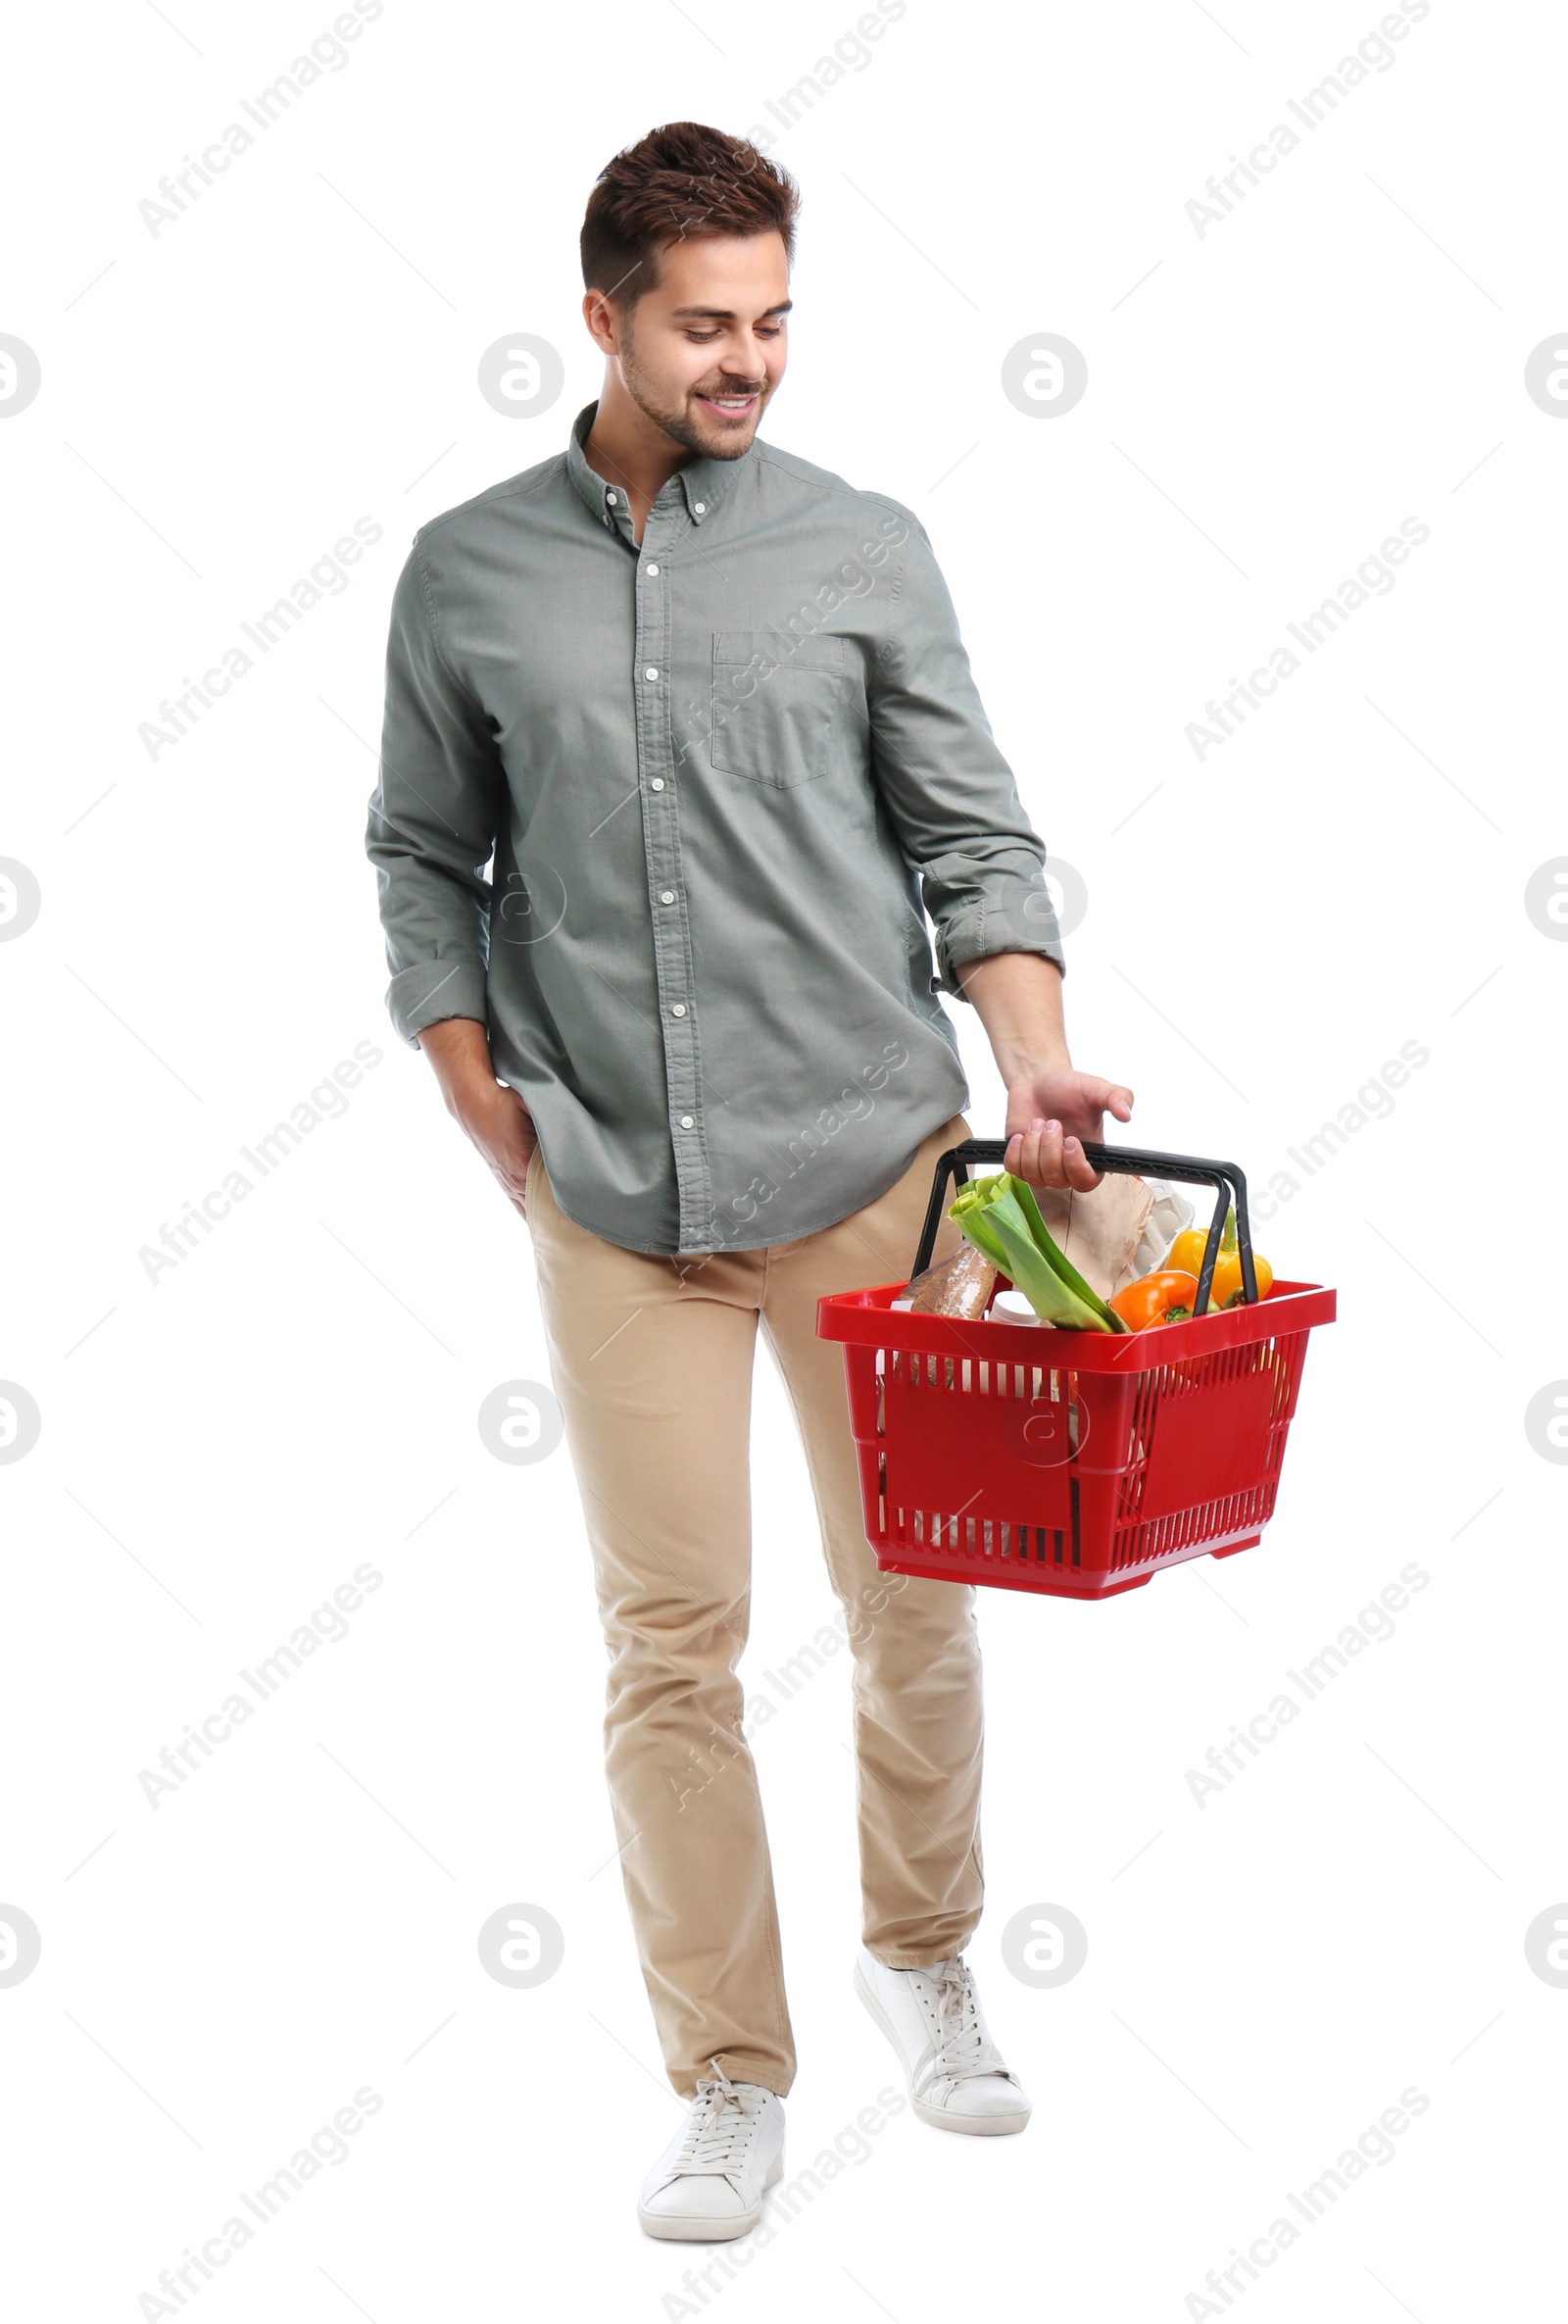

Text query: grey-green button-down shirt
(367, 400), (1064, 1257)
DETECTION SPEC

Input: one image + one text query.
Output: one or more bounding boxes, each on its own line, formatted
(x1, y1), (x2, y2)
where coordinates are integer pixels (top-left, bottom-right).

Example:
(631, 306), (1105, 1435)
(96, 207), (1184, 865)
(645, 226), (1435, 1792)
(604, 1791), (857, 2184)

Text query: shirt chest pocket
(710, 630), (858, 790)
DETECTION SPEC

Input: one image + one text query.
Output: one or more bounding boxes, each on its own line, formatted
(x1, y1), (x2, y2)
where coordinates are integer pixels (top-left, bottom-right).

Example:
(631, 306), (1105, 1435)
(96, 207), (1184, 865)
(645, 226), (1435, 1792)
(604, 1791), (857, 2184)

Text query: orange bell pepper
(1109, 1269), (1200, 1330)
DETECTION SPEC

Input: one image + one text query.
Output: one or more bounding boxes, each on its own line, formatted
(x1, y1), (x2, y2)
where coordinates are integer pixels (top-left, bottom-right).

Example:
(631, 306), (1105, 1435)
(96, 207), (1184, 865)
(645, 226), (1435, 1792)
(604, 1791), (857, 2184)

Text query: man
(367, 120), (1132, 2242)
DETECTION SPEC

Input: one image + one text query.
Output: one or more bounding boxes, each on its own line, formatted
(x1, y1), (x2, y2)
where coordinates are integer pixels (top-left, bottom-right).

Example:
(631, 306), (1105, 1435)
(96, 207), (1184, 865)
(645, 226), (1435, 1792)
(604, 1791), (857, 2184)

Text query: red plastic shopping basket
(817, 1139), (1336, 1601)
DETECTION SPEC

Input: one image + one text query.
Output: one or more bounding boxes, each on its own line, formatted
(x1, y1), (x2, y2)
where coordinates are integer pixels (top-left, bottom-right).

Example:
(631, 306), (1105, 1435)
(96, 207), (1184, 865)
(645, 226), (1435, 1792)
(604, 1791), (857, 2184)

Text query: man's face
(610, 231), (790, 460)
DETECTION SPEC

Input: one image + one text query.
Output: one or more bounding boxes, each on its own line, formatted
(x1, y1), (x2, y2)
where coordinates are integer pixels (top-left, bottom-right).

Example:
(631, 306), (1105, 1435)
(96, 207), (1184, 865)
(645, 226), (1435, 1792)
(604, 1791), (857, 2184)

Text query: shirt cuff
(386, 958), (490, 1047)
(935, 891), (1066, 1002)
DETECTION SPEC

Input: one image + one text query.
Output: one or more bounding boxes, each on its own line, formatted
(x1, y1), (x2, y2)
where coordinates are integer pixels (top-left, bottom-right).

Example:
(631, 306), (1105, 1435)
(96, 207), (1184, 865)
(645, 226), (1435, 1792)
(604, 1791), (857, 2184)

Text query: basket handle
(909, 1138), (1258, 1318)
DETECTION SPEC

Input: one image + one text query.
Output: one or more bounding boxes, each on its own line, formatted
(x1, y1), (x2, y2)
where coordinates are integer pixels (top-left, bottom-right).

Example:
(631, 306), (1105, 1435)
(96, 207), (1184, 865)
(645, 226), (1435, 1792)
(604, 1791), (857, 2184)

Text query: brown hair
(580, 122), (800, 314)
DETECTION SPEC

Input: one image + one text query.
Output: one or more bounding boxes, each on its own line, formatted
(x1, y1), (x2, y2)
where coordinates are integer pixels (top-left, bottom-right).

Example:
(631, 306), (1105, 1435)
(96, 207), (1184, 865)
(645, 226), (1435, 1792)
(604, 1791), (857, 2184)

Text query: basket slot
(1113, 1480), (1275, 1569)
(891, 1508), (1071, 1573)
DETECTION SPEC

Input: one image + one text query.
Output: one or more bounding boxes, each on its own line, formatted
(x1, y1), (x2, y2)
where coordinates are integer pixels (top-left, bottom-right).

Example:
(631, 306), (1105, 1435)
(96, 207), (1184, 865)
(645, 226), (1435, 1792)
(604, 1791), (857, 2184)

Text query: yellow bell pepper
(1164, 1208), (1272, 1309)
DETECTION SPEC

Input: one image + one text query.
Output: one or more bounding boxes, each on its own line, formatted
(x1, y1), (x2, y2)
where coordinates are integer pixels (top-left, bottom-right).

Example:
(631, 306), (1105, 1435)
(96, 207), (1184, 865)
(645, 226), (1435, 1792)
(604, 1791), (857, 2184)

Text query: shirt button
(679, 1115), (695, 1129)
(651, 777), (665, 791)
(645, 564), (660, 576)
(671, 1004), (687, 1017)
(607, 490), (618, 503)
(660, 890), (676, 905)
(693, 501), (706, 515)
(645, 667), (660, 681)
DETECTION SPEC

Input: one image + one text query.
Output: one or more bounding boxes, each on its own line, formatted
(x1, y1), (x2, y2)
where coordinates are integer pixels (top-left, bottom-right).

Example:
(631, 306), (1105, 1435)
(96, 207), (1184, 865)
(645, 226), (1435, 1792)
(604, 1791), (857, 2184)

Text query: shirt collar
(564, 399), (753, 531)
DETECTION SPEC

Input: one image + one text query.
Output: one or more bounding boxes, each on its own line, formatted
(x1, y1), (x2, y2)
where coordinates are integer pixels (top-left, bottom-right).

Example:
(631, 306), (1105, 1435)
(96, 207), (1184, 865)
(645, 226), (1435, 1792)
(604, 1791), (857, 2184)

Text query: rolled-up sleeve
(868, 511), (1065, 1001)
(366, 539), (506, 1046)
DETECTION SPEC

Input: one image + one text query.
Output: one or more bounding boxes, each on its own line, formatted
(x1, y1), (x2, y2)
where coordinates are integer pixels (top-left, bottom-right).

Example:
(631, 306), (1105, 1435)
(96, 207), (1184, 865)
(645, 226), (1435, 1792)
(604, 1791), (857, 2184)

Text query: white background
(4, 2), (1564, 2317)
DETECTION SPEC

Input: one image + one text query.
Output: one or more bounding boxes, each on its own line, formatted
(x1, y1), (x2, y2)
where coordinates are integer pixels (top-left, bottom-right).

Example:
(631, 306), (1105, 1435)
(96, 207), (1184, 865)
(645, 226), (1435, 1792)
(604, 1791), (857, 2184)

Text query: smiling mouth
(697, 391), (760, 415)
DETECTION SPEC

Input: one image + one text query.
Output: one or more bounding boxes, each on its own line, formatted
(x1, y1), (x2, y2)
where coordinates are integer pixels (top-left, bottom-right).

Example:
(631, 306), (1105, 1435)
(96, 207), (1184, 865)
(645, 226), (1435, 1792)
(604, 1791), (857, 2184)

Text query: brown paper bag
(1033, 1175), (1157, 1303)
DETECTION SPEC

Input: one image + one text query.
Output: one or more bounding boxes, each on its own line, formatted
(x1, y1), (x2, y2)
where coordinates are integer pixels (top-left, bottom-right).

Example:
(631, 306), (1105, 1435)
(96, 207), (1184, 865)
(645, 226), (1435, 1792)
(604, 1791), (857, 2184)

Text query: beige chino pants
(525, 1113), (985, 2098)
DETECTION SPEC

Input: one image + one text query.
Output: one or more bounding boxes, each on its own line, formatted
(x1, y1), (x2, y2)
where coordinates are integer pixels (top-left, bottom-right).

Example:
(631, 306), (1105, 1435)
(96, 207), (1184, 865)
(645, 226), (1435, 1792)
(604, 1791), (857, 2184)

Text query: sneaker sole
(854, 1959), (1032, 2138)
(638, 2151), (783, 2242)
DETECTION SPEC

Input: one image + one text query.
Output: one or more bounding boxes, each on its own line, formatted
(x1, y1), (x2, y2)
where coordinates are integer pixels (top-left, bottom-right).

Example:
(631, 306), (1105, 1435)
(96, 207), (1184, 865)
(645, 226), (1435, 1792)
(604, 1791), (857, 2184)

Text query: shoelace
(666, 2059), (760, 2183)
(916, 1957), (1015, 2101)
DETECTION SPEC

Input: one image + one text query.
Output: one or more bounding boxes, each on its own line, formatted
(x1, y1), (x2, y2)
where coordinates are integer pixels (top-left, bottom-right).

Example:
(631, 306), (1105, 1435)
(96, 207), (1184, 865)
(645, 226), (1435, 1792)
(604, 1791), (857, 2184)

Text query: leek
(950, 1171), (1129, 1334)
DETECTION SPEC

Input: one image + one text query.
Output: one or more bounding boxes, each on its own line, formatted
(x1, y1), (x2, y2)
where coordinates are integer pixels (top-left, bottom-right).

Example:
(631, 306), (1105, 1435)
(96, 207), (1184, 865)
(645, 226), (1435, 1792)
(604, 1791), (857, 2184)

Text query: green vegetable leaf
(950, 1173), (1127, 1333)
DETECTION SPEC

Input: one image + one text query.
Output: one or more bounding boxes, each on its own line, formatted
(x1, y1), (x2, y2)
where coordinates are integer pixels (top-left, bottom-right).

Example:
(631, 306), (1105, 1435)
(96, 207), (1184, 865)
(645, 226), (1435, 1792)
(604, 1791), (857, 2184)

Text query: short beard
(619, 316), (761, 462)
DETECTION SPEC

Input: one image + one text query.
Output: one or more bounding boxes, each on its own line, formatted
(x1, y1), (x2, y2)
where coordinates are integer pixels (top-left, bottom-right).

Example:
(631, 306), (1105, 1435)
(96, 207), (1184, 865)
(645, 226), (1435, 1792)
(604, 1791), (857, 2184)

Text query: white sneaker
(638, 2060), (785, 2241)
(855, 1947), (1031, 2135)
